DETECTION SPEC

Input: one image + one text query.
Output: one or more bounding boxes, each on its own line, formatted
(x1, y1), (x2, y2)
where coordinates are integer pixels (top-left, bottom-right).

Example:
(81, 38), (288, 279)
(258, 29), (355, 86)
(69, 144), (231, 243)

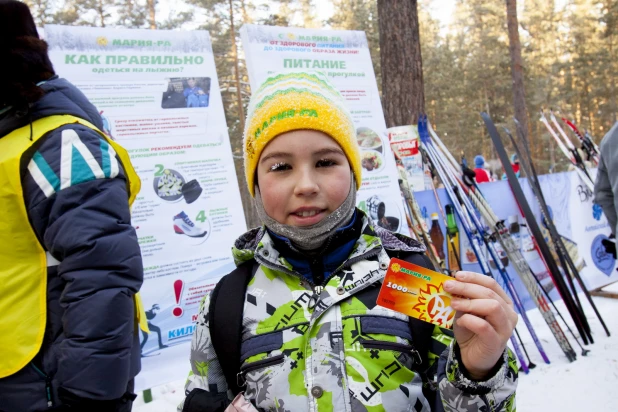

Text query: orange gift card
(377, 258), (456, 328)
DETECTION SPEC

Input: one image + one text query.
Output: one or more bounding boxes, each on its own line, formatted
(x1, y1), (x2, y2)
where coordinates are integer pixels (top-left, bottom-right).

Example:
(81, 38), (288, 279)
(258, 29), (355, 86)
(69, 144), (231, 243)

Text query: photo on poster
(361, 150), (385, 173)
(161, 77), (211, 109)
(356, 126), (383, 152)
(358, 194), (402, 233)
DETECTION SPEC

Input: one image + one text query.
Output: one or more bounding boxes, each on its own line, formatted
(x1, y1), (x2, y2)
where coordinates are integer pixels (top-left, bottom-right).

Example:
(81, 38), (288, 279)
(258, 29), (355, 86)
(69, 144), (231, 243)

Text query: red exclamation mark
(172, 279), (184, 317)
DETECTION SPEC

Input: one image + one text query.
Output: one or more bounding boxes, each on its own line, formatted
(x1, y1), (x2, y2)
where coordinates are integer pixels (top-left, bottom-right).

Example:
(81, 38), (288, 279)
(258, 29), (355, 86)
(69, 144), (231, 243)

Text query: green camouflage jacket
(179, 215), (517, 412)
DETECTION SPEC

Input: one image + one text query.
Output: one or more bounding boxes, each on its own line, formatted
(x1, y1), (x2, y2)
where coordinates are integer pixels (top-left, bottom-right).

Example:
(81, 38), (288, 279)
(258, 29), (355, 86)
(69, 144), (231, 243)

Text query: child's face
(188, 78), (196, 87)
(257, 130), (352, 227)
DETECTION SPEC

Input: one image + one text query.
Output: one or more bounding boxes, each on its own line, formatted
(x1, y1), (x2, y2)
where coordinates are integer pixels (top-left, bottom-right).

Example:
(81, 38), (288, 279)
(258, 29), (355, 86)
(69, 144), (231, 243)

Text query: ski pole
(513, 327), (537, 370)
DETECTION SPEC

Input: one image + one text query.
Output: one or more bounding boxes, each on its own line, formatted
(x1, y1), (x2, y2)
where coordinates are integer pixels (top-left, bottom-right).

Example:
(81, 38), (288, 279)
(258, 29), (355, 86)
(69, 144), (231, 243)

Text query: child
(473, 155), (492, 183)
(179, 72), (518, 412)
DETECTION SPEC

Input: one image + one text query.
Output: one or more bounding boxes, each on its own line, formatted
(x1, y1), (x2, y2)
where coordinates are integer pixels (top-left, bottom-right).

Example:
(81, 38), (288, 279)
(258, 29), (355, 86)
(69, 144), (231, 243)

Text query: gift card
(376, 258), (456, 328)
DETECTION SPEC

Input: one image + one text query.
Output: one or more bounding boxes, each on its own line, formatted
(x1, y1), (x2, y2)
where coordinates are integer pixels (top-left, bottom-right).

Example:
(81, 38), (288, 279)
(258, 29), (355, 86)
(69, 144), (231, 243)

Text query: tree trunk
(98, 0), (105, 27)
(506, 0), (529, 147)
(147, 0), (156, 29)
(377, 0), (425, 127)
(234, 158), (260, 229)
(229, 0), (254, 228)
(229, 0), (245, 132)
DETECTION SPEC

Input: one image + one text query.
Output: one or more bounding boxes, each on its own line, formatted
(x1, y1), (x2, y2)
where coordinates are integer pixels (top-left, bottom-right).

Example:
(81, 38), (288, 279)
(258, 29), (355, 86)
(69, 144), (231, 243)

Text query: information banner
(45, 25), (247, 390)
(240, 25), (406, 234)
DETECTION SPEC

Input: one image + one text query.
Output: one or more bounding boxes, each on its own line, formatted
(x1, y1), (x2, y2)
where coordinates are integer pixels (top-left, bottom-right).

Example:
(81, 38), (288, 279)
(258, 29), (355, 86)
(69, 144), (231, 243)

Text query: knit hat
(0, 0), (39, 44)
(474, 155), (485, 168)
(510, 153), (519, 164)
(243, 71), (361, 197)
(0, 0), (54, 108)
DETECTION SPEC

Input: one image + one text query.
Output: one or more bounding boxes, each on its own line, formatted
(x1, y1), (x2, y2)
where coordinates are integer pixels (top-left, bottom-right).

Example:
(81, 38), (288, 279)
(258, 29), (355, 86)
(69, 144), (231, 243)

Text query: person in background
(140, 304), (169, 355)
(473, 154), (492, 183)
(594, 122), (618, 262)
(502, 154), (521, 180)
(179, 71), (518, 412)
(184, 77), (209, 107)
(0, 1), (146, 410)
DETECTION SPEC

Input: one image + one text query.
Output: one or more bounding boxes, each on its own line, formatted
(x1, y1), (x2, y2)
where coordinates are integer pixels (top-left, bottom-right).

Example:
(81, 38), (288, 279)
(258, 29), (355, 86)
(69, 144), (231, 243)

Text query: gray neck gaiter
(254, 174), (356, 252)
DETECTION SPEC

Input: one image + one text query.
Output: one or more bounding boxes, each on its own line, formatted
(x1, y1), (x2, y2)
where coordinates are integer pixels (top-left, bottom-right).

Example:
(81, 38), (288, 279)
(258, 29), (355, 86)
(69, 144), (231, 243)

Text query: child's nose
(294, 169), (319, 196)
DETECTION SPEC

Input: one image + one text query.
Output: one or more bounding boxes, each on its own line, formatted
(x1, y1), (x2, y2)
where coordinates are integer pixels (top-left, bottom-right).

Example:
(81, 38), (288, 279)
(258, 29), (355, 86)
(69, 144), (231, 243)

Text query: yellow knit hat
(243, 71), (362, 197)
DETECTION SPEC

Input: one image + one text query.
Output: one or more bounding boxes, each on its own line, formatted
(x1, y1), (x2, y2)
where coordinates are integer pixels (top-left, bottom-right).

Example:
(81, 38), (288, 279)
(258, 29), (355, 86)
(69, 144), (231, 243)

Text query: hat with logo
(243, 71), (361, 197)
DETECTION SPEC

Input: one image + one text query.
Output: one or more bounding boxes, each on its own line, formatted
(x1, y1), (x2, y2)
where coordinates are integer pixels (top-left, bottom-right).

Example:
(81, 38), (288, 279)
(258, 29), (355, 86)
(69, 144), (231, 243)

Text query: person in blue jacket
(0, 2), (144, 411)
(183, 77), (209, 107)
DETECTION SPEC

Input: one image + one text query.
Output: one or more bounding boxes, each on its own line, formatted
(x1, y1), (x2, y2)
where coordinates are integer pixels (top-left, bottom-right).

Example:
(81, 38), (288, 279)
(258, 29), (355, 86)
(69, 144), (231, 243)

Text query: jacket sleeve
(401, 252), (517, 411)
(594, 149), (617, 235)
(23, 124), (143, 401)
(178, 292), (231, 412)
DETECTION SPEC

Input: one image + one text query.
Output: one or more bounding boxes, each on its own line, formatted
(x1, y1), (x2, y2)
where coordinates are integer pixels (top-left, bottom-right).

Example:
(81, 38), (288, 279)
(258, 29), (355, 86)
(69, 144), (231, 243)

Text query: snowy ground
(134, 283), (618, 411)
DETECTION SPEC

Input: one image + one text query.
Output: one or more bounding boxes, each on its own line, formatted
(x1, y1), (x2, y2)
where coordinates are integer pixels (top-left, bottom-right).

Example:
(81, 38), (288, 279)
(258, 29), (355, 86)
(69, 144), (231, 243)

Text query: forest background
(25, 0), (617, 224)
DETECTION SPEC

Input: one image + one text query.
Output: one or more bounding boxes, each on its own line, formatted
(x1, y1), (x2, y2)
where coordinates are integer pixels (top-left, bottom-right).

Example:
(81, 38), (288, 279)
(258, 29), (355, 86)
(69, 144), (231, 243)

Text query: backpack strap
(209, 259), (257, 397)
(408, 317), (435, 376)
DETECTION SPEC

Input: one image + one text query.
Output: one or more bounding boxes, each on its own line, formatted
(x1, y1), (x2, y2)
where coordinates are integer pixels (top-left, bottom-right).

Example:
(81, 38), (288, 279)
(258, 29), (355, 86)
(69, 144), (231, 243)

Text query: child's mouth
(295, 210), (319, 217)
(290, 208), (326, 225)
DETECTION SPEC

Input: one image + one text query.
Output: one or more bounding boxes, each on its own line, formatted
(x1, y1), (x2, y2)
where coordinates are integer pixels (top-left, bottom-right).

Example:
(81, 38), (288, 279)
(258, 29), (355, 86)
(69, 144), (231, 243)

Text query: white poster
(45, 25), (247, 390)
(560, 172), (617, 289)
(240, 25), (406, 234)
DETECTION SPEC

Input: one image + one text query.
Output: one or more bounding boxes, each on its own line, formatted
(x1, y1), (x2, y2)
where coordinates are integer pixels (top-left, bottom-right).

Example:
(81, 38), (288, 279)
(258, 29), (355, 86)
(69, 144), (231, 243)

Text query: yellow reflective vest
(0, 115), (148, 379)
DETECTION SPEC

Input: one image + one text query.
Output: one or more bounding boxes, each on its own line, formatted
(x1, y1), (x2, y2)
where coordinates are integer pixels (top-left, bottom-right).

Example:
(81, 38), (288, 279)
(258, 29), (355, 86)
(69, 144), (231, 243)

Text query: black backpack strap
(208, 259), (257, 397)
(408, 316), (436, 376)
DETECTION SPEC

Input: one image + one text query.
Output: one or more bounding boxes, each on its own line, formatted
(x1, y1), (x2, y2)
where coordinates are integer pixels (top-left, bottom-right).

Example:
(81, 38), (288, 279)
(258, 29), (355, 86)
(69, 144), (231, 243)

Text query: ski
(419, 116), (550, 366)
(426, 121), (577, 361)
(503, 124), (594, 352)
(561, 117), (600, 165)
(484, 112), (593, 344)
(483, 112), (610, 344)
(539, 111), (594, 192)
(512, 118), (610, 338)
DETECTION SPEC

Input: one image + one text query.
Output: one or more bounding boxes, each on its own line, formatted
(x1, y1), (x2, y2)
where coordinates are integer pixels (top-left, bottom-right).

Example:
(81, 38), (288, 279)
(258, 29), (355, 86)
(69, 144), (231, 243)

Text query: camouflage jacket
(180, 215), (517, 412)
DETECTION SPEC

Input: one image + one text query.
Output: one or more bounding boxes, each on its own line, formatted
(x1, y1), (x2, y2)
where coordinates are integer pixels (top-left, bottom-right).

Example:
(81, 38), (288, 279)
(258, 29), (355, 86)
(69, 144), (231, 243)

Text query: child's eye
(316, 159), (336, 167)
(269, 162), (291, 172)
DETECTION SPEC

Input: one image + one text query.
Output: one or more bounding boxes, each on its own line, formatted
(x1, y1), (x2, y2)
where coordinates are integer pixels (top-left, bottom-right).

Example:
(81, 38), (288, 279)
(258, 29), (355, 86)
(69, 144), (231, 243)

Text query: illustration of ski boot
(173, 211), (207, 237)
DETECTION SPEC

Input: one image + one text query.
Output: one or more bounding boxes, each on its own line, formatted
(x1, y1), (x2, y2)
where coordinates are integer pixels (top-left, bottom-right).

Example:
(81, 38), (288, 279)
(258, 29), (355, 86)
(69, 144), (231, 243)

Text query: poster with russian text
(45, 25), (247, 390)
(240, 24), (406, 234)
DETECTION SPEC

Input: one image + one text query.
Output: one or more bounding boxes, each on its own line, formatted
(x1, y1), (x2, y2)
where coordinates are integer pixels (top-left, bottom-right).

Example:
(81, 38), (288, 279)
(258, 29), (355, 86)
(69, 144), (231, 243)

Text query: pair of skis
(418, 116), (551, 372)
(539, 110), (597, 191)
(560, 118), (600, 165)
(482, 113), (610, 346)
(425, 120), (580, 363)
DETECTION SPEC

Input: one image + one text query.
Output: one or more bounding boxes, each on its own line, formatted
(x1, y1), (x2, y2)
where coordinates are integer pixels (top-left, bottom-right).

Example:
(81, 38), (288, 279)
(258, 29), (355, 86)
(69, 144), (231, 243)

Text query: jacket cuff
(445, 342), (508, 396)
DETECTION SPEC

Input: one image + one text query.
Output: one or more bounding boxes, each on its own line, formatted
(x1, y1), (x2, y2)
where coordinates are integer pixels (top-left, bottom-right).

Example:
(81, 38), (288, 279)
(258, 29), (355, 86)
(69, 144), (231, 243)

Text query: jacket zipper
(359, 339), (423, 366)
(237, 354), (285, 387)
(30, 363), (53, 407)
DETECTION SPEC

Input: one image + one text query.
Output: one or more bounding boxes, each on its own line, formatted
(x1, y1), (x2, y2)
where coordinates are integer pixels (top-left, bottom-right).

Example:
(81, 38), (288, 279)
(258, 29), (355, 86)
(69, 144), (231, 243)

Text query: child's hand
(444, 272), (518, 380)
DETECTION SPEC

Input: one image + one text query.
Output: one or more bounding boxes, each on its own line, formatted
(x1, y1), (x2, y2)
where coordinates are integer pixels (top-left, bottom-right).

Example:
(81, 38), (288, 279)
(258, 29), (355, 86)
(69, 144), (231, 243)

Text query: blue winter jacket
(0, 77), (143, 411)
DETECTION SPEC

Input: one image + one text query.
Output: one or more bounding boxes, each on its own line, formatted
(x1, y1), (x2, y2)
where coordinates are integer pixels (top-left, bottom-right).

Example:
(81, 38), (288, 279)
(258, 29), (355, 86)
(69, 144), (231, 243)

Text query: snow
(133, 283), (618, 411)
